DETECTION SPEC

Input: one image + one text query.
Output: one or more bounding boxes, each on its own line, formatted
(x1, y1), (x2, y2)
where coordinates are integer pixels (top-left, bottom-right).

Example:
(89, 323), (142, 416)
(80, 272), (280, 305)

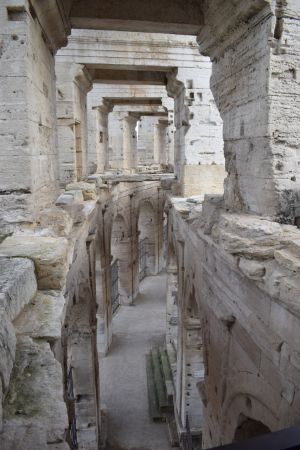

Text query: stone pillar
(94, 100), (113, 173)
(122, 114), (139, 172)
(137, 116), (157, 166)
(162, 97), (175, 169)
(56, 63), (93, 186)
(0, 0), (69, 232)
(108, 111), (124, 169)
(167, 66), (225, 197)
(154, 119), (169, 165)
(198, 1), (300, 221)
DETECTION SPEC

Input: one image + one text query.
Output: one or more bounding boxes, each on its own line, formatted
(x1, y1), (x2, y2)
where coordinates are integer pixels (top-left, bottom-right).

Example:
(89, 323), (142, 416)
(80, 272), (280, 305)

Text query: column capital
(74, 65), (93, 93)
(30, 0), (71, 53)
(166, 71), (185, 98)
(94, 99), (114, 115)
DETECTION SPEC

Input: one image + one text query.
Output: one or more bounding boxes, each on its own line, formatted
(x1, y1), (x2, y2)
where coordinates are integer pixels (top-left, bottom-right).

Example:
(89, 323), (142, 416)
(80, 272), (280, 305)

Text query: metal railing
(182, 414), (193, 450)
(139, 237), (149, 281)
(70, 417), (79, 450)
(67, 366), (75, 401)
(163, 224), (168, 261)
(111, 259), (120, 313)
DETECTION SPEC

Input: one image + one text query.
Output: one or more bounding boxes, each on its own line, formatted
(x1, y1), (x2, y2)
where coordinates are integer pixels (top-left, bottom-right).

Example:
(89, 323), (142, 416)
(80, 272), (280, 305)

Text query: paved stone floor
(101, 272), (171, 450)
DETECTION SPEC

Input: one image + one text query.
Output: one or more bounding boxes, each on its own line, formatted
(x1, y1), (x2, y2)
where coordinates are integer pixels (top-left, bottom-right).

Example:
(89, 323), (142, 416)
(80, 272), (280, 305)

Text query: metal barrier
(163, 224), (168, 261)
(70, 417), (79, 450)
(67, 367), (78, 450)
(67, 366), (75, 401)
(139, 237), (149, 281)
(182, 415), (193, 450)
(111, 259), (120, 313)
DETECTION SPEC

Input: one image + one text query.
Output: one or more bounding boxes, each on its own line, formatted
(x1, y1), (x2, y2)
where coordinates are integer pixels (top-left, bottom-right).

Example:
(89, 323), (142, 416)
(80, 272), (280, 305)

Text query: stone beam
(69, 0), (204, 35)
(92, 69), (168, 85)
(113, 105), (166, 114)
(56, 29), (203, 70)
(104, 97), (162, 106)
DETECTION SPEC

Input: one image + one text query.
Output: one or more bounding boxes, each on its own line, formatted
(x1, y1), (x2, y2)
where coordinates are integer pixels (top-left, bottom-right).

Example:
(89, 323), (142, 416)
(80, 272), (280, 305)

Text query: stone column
(56, 62), (93, 186)
(122, 114), (139, 172)
(198, 1), (300, 221)
(154, 119), (169, 165)
(167, 66), (225, 197)
(94, 100), (113, 173)
(162, 97), (175, 168)
(0, 0), (70, 232)
(108, 111), (124, 169)
(137, 116), (157, 165)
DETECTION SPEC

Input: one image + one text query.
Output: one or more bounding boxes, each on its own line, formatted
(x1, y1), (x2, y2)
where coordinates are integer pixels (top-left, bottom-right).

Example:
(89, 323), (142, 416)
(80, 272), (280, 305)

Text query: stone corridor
(0, 1), (300, 449)
(101, 273), (171, 450)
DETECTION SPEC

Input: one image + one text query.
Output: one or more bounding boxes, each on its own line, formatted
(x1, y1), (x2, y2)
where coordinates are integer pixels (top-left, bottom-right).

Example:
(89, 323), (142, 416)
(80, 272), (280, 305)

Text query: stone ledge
(55, 190), (83, 206)
(1, 336), (68, 450)
(13, 291), (66, 342)
(66, 182), (97, 200)
(0, 236), (69, 290)
(0, 258), (37, 321)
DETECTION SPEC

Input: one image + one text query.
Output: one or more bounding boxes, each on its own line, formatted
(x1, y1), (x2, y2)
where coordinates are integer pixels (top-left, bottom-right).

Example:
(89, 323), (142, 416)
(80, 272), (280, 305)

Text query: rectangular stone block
(0, 236), (69, 289)
(0, 257), (37, 320)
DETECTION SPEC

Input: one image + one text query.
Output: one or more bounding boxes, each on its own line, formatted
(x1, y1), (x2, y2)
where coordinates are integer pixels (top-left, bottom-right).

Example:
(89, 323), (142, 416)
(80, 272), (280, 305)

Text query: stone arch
(137, 199), (158, 277)
(220, 374), (281, 445)
(166, 219), (179, 346)
(93, 227), (111, 356)
(63, 237), (100, 450)
(110, 212), (132, 305)
(234, 415), (271, 442)
(176, 276), (204, 436)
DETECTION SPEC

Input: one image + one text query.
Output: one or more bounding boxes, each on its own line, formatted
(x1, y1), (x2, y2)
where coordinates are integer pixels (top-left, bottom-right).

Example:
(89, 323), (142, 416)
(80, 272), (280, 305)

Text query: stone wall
(0, 1), (61, 231)
(56, 62), (92, 185)
(199, 0), (300, 220)
(168, 193), (300, 448)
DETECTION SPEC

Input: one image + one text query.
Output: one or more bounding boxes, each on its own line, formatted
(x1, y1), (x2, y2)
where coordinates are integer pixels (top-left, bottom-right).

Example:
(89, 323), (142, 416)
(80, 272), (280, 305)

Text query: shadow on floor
(106, 441), (152, 450)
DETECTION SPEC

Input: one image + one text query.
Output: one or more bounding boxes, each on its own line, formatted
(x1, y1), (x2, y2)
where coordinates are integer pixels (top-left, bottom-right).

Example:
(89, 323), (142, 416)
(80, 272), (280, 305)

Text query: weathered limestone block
(1, 337), (68, 450)
(57, 203), (86, 225)
(274, 240), (300, 273)
(181, 164), (226, 198)
(0, 307), (16, 432)
(0, 258), (37, 321)
(212, 213), (298, 259)
(87, 174), (103, 186)
(238, 258), (266, 280)
(13, 291), (66, 342)
(0, 258), (37, 432)
(197, 194), (224, 234)
(66, 181), (97, 200)
(55, 190), (84, 206)
(274, 249), (300, 272)
(38, 208), (73, 237)
(0, 237), (69, 290)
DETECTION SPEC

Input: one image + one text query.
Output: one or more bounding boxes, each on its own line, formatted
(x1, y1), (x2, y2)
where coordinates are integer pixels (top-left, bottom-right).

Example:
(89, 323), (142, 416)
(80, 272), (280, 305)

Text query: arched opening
(94, 234), (112, 357)
(138, 200), (157, 280)
(160, 209), (168, 269)
(234, 415), (271, 442)
(176, 284), (203, 441)
(111, 213), (131, 306)
(74, 121), (83, 180)
(166, 230), (179, 348)
(63, 238), (100, 450)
